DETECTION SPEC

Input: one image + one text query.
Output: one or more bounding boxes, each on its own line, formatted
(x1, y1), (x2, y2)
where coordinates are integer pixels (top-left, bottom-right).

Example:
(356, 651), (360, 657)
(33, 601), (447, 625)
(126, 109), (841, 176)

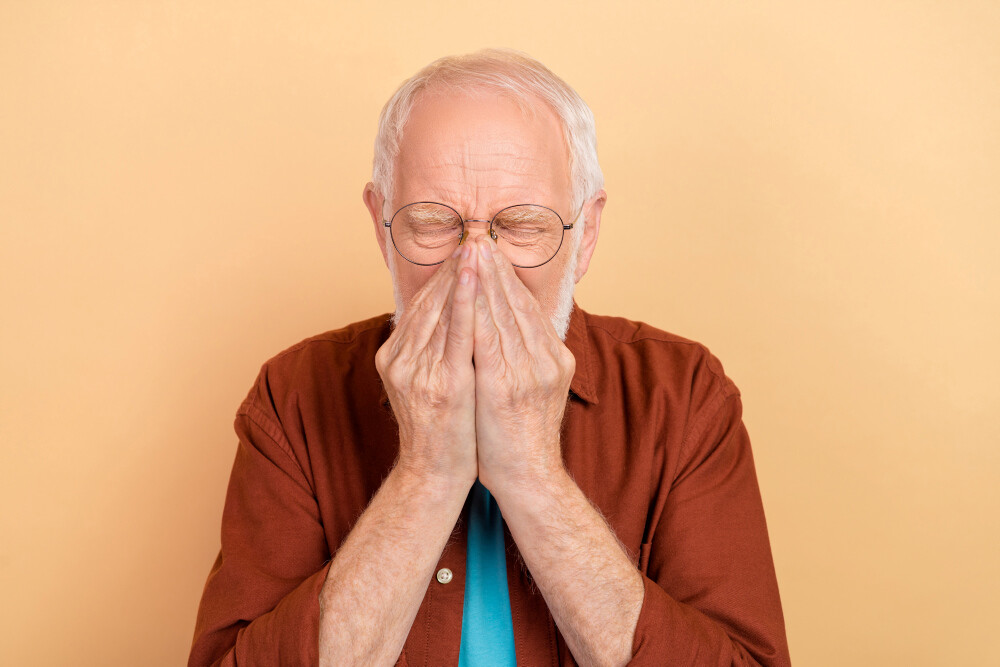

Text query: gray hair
(371, 48), (604, 214)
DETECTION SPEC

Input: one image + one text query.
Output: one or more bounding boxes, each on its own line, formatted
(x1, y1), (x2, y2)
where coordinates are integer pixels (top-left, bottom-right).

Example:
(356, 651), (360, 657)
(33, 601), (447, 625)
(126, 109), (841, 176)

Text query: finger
(473, 279), (505, 371)
(488, 238), (554, 347)
(427, 242), (477, 359)
(425, 276), (458, 358)
(442, 246), (478, 368)
(395, 251), (460, 355)
(476, 238), (528, 358)
(405, 248), (460, 315)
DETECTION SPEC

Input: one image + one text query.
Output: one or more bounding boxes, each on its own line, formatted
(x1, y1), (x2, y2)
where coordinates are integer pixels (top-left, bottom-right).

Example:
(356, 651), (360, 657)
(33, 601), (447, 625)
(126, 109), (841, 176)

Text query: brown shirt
(189, 304), (791, 666)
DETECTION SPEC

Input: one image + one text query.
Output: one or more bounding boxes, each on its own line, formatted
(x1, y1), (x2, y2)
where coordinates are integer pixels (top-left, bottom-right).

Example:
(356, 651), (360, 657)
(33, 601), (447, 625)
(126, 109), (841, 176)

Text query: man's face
(365, 88), (601, 333)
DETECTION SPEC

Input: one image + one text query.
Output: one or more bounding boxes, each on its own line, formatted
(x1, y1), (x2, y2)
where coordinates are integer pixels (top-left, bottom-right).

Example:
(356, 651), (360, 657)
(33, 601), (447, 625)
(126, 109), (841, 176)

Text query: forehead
(393, 87), (572, 212)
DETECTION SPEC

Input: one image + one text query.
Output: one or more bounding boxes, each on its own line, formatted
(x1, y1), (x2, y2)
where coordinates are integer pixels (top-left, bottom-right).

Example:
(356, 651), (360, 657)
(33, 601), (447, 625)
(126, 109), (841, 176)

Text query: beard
(547, 229), (581, 340)
(387, 225), (582, 342)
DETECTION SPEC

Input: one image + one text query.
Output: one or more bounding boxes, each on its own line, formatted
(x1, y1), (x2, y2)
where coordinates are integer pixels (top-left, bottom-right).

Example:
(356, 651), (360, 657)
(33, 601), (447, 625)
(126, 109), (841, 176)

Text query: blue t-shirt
(458, 479), (517, 666)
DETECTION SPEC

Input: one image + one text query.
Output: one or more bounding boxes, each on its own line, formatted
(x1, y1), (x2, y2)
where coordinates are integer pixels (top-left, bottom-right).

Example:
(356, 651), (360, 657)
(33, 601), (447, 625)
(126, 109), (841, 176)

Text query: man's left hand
(471, 237), (576, 495)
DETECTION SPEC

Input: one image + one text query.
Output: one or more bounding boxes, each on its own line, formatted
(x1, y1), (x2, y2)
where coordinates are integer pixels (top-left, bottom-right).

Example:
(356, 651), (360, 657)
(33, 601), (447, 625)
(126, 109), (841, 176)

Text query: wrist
(392, 459), (475, 501)
(484, 461), (571, 507)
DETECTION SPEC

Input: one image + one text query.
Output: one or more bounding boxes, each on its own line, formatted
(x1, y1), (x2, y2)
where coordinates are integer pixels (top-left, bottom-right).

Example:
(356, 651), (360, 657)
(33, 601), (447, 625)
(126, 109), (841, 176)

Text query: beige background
(1, 1), (998, 665)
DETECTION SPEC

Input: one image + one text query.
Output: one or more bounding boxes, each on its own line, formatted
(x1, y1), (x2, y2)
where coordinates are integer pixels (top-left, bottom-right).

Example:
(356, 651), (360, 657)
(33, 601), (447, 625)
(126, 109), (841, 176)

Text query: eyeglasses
(383, 202), (576, 268)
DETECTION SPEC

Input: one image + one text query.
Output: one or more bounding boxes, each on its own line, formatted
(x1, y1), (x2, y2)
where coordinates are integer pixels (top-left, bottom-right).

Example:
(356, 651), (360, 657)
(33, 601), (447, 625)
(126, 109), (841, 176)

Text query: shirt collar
(377, 300), (598, 407)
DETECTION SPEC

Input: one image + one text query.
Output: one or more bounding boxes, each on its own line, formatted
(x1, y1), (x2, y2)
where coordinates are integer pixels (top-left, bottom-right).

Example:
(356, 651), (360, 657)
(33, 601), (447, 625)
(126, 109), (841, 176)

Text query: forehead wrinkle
(399, 149), (549, 193)
(403, 165), (557, 216)
(409, 181), (553, 216)
(394, 97), (572, 217)
(430, 144), (551, 177)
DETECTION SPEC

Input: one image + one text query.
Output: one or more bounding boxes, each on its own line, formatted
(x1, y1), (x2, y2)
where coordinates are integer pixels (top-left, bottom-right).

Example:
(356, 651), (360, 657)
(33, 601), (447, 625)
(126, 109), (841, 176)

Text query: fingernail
(462, 243), (471, 260)
(479, 241), (492, 260)
(451, 245), (462, 258)
(459, 269), (470, 285)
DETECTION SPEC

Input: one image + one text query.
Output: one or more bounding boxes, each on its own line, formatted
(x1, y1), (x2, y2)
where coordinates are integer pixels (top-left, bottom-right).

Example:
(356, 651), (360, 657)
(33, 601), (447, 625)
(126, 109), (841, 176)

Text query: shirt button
(436, 567), (453, 584)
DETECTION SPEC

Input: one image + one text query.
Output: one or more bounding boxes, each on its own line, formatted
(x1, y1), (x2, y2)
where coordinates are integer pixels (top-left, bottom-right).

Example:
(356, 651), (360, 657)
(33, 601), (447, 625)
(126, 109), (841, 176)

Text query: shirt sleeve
(629, 391), (792, 666)
(188, 379), (331, 667)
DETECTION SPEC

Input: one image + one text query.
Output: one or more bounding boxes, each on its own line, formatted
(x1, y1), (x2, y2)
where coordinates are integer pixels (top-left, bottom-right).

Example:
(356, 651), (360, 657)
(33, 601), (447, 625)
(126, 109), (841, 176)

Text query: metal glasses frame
(382, 201), (577, 269)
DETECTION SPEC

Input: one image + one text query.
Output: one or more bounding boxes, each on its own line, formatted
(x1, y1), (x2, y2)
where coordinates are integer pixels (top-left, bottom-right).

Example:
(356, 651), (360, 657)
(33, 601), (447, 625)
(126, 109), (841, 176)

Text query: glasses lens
(491, 205), (565, 268)
(391, 203), (464, 265)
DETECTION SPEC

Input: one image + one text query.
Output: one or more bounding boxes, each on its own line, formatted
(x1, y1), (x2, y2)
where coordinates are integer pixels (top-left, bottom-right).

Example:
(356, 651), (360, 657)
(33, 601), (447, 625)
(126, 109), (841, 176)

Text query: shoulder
(583, 310), (712, 348)
(579, 309), (741, 419)
(241, 313), (392, 415)
(265, 313), (391, 369)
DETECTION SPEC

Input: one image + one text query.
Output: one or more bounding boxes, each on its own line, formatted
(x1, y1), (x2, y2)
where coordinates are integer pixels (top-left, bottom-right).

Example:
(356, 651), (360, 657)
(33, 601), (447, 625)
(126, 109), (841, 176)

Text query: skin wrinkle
(386, 127), (580, 336)
(398, 179), (560, 220)
(488, 248), (542, 349)
(439, 155), (550, 169)
(394, 95), (570, 227)
(387, 212), (580, 340)
(443, 146), (546, 166)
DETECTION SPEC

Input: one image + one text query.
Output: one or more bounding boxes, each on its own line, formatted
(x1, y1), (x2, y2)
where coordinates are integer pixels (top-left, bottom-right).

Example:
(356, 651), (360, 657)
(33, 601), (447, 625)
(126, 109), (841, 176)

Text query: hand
(470, 236), (576, 494)
(375, 244), (480, 489)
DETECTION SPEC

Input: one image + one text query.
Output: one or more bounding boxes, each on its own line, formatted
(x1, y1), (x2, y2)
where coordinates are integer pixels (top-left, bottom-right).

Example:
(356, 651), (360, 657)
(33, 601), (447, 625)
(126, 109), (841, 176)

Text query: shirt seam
(585, 322), (733, 383)
(585, 320), (706, 345)
(237, 400), (307, 484)
(678, 391), (740, 464)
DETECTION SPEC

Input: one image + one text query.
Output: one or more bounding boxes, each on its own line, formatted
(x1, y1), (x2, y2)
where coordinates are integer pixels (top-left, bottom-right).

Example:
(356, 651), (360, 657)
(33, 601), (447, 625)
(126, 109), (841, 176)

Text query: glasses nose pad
(458, 230), (470, 245)
(489, 229), (498, 241)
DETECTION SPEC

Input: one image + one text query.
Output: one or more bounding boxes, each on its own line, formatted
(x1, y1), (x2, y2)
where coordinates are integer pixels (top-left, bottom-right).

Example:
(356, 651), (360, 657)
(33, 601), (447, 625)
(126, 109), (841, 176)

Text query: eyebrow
(405, 204), (460, 224)
(495, 206), (551, 224)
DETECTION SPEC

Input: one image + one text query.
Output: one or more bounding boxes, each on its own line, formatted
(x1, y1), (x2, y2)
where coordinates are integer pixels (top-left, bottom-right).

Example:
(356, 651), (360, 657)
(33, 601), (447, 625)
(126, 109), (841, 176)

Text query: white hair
(372, 48), (604, 214)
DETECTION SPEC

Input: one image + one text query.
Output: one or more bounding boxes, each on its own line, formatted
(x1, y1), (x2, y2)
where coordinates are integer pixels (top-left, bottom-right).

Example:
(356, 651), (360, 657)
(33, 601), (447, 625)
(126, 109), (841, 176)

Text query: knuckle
(385, 362), (409, 389)
(535, 357), (567, 392)
(421, 375), (460, 409)
(414, 296), (437, 318)
(424, 390), (448, 410)
(374, 348), (389, 375)
(561, 349), (576, 372)
(537, 352), (558, 374)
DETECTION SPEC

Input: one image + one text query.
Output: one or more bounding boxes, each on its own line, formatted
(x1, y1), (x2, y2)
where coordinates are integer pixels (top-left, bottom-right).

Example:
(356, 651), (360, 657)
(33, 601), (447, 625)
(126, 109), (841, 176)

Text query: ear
(363, 182), (389, 268)
(573, 189), (606, 282)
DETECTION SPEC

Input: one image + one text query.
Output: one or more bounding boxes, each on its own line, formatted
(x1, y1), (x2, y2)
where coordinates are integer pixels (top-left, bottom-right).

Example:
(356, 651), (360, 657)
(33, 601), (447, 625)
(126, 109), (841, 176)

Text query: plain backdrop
(1, 2), (998, 665)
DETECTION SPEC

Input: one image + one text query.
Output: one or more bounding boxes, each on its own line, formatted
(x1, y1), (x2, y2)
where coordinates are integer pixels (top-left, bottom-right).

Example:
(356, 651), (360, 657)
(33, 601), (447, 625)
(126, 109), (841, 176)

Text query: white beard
(548, 227), (581, 341)
(387, 233), (405, 329)
(387, 226), (582, 342)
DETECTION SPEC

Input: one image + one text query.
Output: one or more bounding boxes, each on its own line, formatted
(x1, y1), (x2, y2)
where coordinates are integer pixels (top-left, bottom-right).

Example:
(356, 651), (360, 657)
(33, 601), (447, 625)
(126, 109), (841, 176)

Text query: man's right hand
(375, 243), (480, 489)
(319, 242), (480, 665)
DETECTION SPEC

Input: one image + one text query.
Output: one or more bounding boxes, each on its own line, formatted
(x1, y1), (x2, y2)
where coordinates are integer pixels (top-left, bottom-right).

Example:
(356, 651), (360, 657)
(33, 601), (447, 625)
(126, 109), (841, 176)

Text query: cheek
(513, 265), (562, 309)
(397, 263), (442, 305)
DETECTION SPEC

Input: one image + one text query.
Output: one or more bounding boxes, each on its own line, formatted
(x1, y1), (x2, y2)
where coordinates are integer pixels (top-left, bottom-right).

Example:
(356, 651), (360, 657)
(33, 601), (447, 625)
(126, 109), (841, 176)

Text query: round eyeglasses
(383, 202), (575, 268)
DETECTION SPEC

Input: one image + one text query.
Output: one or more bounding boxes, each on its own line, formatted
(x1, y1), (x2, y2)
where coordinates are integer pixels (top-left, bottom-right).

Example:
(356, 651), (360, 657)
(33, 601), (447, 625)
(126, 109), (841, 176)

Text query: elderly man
(190, 49), (790, 666)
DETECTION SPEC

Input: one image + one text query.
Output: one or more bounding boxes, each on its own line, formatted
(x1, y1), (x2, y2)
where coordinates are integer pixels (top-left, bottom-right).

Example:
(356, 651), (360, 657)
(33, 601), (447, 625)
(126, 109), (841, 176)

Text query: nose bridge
(462, 218), (492, 239)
